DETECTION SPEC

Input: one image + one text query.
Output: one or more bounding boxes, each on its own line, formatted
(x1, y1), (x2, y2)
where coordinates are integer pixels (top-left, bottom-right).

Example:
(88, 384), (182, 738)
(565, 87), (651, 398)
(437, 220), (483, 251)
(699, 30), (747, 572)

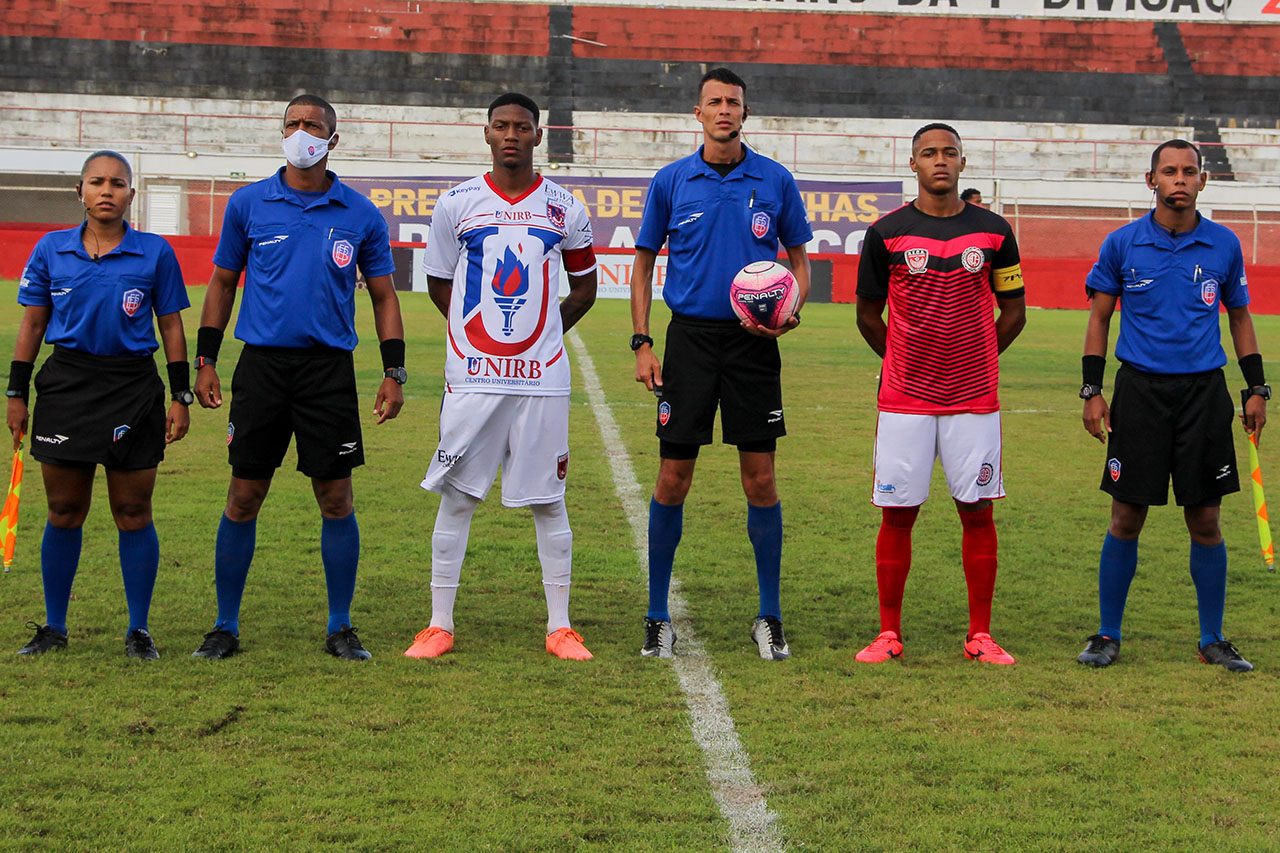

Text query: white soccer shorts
(421, 393), (570, 507)
(871, 411), (1005, 507)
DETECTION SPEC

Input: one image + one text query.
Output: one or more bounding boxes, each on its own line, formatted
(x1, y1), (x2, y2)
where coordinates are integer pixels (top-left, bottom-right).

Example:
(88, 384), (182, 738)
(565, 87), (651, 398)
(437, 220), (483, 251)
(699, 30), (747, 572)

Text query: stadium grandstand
(1, 0), (1278, 305)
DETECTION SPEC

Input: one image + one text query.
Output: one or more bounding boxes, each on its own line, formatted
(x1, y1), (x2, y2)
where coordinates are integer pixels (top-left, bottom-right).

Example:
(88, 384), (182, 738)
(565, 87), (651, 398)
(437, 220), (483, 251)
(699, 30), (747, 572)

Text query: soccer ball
(729, 261), (799, 330)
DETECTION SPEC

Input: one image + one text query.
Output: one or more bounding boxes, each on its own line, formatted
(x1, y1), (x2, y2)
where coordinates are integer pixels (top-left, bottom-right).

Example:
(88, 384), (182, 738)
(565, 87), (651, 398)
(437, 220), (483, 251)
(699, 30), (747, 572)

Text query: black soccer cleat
(326, 625), (372, 661)
(1199, 639), (1253, 672)
(191, 628), (239, 660)
(17, 622), (68, 656)
(1077, 634), (1120, 668)
(641, 617), (677, 658)
(751, 616), (791, 661)
(125, 628), (160, 660)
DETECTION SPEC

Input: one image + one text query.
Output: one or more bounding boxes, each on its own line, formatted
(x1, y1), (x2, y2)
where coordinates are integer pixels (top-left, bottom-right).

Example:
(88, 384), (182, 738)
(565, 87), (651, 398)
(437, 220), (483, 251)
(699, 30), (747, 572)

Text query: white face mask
(281, 129), (335, 169)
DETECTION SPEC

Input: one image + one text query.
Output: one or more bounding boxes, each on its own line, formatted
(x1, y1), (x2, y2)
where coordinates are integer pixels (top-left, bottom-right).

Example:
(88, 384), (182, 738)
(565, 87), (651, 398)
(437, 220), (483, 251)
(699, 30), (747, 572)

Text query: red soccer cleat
(546, 627), (593, 660)
(855, 630), (903, 663)
(404, 626), (454, 659)
(964, 632), (1015, 665)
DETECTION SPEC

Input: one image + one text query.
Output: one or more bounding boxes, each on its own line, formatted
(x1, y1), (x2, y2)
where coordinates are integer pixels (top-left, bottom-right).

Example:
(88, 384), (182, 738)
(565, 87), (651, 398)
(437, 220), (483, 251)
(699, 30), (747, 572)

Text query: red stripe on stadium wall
(0, 1), (550, 56)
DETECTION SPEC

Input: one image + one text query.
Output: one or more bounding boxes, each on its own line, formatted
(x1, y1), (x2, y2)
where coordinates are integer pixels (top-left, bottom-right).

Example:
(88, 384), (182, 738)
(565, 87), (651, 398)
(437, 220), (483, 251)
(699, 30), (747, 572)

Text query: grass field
(2, 285), (1279, 851)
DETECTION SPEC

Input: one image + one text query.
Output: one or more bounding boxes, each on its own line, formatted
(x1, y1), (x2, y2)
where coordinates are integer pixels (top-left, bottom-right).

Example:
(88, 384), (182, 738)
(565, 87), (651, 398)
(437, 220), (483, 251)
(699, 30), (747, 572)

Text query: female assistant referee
(6, 150), (193, 660)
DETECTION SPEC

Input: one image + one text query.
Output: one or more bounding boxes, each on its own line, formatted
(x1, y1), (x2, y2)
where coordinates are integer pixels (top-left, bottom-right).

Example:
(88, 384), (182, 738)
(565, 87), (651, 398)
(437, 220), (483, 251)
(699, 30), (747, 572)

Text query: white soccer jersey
(424, 174), (596, 396)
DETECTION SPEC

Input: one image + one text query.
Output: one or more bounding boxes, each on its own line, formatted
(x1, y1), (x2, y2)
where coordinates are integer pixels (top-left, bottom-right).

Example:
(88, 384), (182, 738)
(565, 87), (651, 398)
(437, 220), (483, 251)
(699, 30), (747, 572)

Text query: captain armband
(992, 264), (1024, 294)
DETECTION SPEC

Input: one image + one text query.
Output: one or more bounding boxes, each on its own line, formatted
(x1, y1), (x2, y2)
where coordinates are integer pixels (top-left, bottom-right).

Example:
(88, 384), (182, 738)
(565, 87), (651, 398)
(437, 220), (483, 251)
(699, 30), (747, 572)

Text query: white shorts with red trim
(421, 392), (570, 507)
(871, 411), (1004, 507)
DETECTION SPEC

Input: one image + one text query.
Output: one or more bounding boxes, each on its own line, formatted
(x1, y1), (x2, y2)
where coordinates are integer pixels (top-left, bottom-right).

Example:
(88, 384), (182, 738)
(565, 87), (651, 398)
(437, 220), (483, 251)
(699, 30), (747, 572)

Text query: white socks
(429, 484), (479, 634)
(532, 499), (573, 634)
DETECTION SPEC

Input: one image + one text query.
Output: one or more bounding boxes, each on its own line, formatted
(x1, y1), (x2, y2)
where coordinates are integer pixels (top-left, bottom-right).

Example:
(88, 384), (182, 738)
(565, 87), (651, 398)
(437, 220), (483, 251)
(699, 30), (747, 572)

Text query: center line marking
(568, 330), (785, 853)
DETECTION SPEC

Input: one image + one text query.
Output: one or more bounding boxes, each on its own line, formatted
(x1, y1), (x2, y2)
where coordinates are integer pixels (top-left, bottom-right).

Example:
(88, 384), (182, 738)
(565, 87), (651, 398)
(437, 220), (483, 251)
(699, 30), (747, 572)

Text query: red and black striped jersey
(857, 202), (1024, 415)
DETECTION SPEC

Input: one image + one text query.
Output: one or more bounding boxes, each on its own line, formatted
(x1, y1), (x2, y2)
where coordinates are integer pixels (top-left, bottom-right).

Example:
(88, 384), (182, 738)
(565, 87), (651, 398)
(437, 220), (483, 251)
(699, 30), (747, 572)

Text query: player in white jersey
(406, 93), (599, 661)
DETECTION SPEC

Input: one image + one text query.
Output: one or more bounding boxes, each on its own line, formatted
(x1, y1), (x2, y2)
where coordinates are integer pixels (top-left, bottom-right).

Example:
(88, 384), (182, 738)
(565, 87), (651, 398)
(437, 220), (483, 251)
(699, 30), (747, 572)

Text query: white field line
(567, 330), (785, 853)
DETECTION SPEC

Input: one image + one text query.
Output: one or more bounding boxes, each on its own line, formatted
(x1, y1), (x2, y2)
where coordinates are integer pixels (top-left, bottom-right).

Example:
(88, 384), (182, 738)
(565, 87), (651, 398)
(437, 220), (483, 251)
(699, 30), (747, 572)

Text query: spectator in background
(961, 188), (984, 207)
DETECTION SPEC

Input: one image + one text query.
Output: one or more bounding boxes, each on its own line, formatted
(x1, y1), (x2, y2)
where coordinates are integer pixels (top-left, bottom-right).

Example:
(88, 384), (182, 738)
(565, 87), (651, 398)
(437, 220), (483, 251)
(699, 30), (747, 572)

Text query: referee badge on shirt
(121, 288), (144, 317)
(905, 248), (929, 274)
(751, 211), (770, 238)
(1201, 278), (1219, 306)
(332, 239), (354, 268)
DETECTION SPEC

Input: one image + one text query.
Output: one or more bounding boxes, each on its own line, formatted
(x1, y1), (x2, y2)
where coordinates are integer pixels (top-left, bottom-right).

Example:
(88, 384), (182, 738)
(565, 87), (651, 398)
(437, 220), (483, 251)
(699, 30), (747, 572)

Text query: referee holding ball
(190, 95), (406, 661)
(9, 150), (192, 660)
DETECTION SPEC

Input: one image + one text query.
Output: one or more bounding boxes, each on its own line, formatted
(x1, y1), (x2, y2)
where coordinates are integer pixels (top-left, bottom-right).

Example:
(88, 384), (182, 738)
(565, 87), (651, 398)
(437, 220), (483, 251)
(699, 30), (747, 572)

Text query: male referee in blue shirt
(1078, 139), (1267, 671)
(190, 95), (407, 660)
(630, 68), (812, 661)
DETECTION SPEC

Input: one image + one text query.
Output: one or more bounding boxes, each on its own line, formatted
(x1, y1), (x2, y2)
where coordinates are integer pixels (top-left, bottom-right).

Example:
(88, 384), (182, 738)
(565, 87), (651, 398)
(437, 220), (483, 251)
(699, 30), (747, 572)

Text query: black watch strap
(1080, 384), (1103, 401)
(1241, 384), (1271, 407)
(630, 333), (654, 352)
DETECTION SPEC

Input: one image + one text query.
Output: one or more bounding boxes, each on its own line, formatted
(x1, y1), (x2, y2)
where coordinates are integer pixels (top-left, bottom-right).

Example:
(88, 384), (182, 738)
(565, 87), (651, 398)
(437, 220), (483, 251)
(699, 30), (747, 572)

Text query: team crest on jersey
(557, 451), (569, 480)
(962, 247), (985, 274)
(658, 400), (671, 426)
(905, 248), (929, 274)
(547, 202), (566, 229)
(113, 424), (130, 442)
(121, 288), (143, 317)
(1201, 278), (1219, 306)
(751, 211), (770, 238)
(332, 240), (354, 268)
(976, 463), (994, 486)
(1108, 458), (1121, 482)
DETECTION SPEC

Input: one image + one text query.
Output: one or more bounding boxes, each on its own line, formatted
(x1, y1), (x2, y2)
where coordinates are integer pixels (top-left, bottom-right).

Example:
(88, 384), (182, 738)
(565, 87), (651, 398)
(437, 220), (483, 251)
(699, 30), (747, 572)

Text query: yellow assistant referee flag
(1247, 432), (1274, 572)
(1, 433), (23, 572)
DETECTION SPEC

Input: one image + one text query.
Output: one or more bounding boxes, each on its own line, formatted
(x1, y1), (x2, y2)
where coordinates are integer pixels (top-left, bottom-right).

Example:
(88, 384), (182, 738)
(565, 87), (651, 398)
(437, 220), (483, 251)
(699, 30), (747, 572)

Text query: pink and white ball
(729, 261), (799, 330)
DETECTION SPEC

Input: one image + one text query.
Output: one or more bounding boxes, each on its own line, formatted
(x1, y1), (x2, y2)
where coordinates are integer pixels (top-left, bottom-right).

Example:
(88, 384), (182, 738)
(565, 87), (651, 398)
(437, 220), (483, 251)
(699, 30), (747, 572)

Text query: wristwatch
(193, 356), (216, 370)
(1080, 384), (1103, 401)
(4, 389), (24, 399)
(384, 366), (408, 385)
(630, 333), (654, 351)
(172, 389), (195, 406)
(1241, 384), (1271, 407)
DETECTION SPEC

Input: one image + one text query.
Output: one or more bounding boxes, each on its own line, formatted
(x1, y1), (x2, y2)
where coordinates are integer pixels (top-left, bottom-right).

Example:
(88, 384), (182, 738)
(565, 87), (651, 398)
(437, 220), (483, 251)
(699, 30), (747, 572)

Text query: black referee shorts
(655, 313), (785, 453)
(30, 346), (166, 471)
(1101, 364), (1238, 507)
(227, 345), (364, 481)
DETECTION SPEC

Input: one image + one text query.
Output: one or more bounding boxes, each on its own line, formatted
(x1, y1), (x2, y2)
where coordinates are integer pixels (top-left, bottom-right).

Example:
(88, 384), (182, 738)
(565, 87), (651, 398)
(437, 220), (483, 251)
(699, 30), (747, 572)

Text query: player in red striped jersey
(853, 123), (1027, 664)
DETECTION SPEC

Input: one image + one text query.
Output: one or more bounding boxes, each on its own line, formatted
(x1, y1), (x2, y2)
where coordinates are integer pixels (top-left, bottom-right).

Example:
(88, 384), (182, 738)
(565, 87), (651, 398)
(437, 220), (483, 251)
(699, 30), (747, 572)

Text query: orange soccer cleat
(855, 630), (903, 663)
(404, 626), (454, 659)
(546, 627), (593, 661)
(963, 632), (1016, 665)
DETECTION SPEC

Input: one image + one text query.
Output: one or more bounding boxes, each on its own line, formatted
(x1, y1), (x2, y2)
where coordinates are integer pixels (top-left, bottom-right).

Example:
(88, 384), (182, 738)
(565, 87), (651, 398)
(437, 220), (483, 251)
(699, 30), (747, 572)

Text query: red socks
(959, 504), (998, 636)
(875, 506), (919, 636)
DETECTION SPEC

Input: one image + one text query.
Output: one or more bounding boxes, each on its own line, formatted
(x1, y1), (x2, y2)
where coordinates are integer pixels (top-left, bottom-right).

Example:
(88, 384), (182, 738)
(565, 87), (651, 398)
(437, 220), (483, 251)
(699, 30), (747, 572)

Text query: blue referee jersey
(213, 167), (395, 350)
(637, 146), (812, 321)
(18, 222), (189, 356)
(1087, 211), (1248, 374)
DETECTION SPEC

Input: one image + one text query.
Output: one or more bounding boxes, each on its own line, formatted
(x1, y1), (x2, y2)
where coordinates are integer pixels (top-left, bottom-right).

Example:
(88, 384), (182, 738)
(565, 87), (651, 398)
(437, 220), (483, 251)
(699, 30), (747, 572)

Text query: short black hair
(698, 67), (747, 103)
(284, 94), (338, 136)
(80, 150), (132, 183)
(960, 188), (981, 202)
(488, 92), (540, 126)
(912, 122), (962, 147)
(1150, 139), (1202, 173)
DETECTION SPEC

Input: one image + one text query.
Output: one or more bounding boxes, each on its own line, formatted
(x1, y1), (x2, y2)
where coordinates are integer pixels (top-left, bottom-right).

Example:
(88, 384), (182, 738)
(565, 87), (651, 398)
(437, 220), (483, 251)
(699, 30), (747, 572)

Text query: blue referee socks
(119, 524), (159, 633)
(321, 513), (360, 634)
(748, 502), (783, 620)
(647, 497), (682, 622)
(214, 514), (256, 636)
(1097, 532), (1138, 641)
(40, 522), (83, 636)
(1189, 540), (1228, 649)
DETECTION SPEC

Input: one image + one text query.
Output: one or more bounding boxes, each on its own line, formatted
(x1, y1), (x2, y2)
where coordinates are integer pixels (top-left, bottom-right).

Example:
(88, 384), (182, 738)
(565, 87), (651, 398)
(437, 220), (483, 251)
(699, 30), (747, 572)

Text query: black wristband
(1082, 355), (1105, 388)
(380, 338), (406, 371)
(166, 361), (191, 397)
(7, 360), (34, 402)
(1240, 352), (1266, 389)
(196, 326), (223, 362)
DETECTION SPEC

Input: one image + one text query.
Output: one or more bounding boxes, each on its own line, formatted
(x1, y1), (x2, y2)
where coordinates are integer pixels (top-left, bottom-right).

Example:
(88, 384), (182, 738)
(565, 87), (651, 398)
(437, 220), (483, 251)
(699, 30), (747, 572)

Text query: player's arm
(995, 295), (1026, 353)
(1081, 291), (1118, 443)
(427, 275), (452, 318)
(157, 311), (190, 444)
(7, 304), (51, 449)
(193, 265), (242, 409)
(743, 244), (810, 340)
(561, 269), (597, 333)
(855, 297), (888, 358)
(855, 226), (890, 357)
(366, 273), (405, 425)
(1228, 304), (1267, 440)
(631, 247), (662, 391)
